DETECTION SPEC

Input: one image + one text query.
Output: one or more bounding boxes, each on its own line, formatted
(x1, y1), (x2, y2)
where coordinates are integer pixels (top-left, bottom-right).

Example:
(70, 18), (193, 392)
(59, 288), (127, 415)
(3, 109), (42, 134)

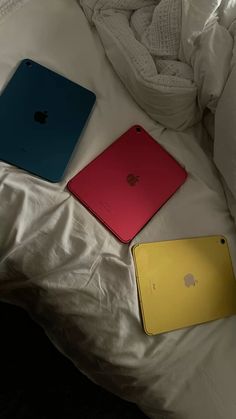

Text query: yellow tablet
(132, 236), (236, 335)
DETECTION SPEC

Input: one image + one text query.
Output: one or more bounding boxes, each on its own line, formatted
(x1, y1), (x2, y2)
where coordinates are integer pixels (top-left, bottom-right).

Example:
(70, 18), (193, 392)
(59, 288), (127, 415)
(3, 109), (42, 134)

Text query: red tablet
(67, 125), (187, 243)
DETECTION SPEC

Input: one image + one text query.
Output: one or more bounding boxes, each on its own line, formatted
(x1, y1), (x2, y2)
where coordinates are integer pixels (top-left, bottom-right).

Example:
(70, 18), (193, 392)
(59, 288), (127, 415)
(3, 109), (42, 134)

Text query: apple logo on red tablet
(127, 173), (140, 186)
(34, 111), (48, 124)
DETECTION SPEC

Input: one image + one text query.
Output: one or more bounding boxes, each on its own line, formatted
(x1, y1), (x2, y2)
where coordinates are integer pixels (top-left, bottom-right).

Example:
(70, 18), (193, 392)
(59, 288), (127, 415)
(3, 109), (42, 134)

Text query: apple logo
(34, 110), (48, 124)
(127, 173), (140, 186)
(184, 273), (198, 288)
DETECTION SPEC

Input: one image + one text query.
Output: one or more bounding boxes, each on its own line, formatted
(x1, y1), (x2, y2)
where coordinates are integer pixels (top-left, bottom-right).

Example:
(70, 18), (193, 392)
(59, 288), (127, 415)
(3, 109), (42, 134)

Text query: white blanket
(80, 0), (234, 130)
(0, 0), (29, 22)
(1, 2), (236, 419)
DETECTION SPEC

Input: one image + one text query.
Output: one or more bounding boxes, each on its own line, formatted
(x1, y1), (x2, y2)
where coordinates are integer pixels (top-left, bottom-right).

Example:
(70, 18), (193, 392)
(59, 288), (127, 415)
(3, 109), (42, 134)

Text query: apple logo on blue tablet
(34, 111), (48, 124)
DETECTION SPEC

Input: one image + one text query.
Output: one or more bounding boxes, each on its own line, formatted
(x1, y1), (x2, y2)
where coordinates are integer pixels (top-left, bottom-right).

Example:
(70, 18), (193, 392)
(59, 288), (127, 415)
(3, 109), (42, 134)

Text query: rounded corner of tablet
(132, 243), (142, 256)
(46, 170), (63, 183)
(91, 91), (96, 102)
(143, 325), (155, 336)
(116, 233), (132, 244)
(66, 178), (74, 191)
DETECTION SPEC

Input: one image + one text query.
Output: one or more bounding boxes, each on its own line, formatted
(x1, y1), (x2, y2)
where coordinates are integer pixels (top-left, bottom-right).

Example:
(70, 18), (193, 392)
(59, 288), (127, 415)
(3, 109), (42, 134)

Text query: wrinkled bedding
(80, 0), (234, 130)
(1, 1), (236, 419)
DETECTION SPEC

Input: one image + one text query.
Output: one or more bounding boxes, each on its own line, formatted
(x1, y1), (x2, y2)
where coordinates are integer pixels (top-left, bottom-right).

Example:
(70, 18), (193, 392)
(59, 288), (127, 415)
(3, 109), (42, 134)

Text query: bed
(1, 1), (236, 418)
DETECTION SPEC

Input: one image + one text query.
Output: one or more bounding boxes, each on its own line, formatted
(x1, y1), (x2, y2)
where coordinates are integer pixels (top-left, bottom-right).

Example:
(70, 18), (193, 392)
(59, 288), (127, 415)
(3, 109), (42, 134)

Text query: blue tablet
(0, 59), (96, 182)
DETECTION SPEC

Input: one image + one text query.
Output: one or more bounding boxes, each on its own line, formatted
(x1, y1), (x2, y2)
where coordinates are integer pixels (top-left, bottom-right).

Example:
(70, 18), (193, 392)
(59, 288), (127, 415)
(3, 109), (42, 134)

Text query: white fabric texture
(1, 1), (236, 419)
(80, 0), (234, 130)
(215, 64), (236, 198)
(0, 0), (29, 22)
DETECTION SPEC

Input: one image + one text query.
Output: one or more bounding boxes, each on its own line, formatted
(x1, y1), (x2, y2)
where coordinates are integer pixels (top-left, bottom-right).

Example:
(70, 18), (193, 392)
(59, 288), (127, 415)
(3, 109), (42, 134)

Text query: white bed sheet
(1, 2), (236, 419)
(0, 0), (29, 23)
